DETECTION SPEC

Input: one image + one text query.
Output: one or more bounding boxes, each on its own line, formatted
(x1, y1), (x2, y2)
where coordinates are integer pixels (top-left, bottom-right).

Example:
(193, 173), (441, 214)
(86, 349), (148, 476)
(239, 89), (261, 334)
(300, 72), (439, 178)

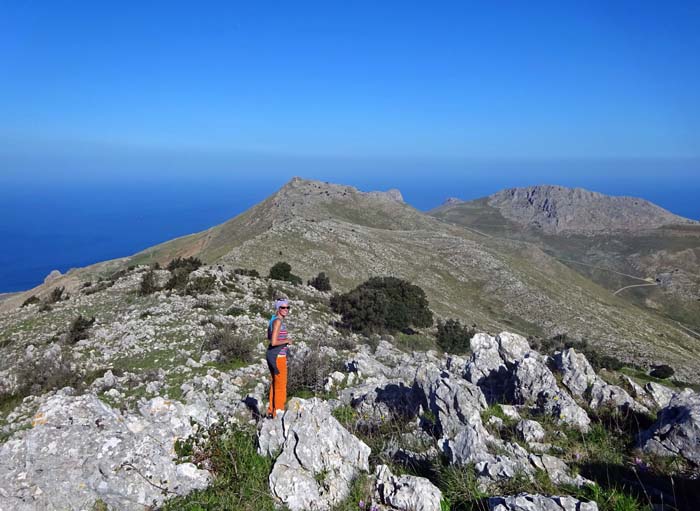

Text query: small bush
(225, 306), (246, 317)
(165, 268), (190, 293)
(330, 276), (433, 334)
(287, 350), (344, 397)
(21, 295), (41, 308)
(193, 298), (212, 310)
(48, 286), (66, 303)
(167, 257), (202, 273)
(308, 272), (332, 292)
(437, 319), (476, 354)
(139, 270), (158, 296)
(233, 268), (260, 278)
(13, 347), (83, 396)
(650, 364), (674, 379)
(83, 281), (113, 295)
(204, 326), (253, 364)
(268, 261), (302, 285)
(187, 275), (217, 296)
(248, 303), (267, 317)
(66, 314), (96, 344)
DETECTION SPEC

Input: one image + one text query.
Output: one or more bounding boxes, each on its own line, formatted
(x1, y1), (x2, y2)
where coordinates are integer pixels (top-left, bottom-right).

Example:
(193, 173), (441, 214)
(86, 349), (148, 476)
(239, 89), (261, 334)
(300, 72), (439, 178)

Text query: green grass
(162, 426), (281, 511)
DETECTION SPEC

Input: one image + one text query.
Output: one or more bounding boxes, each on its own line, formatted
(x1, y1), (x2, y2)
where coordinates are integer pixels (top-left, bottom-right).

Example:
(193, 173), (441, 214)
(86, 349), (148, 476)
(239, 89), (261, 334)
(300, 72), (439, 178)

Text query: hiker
(266, 298), (292, 418)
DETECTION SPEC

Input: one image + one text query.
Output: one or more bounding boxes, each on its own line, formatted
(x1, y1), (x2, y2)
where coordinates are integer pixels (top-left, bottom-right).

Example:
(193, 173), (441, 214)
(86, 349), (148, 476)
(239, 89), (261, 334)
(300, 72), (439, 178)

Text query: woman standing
(266, 298), (292, 418)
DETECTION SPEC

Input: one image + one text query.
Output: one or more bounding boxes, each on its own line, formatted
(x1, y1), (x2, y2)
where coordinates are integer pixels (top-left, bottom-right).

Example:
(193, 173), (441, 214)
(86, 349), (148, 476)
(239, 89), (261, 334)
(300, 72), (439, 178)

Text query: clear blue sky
(1, 0), (699, 183)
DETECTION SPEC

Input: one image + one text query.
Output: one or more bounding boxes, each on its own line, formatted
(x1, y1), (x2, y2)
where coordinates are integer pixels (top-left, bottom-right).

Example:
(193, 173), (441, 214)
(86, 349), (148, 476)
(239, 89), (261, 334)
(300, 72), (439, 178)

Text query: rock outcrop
(488, 493), (599, 510)
(0, 393), (210, 511)
(258, 398), (371, 511)
(639, 391), (700, 466)
(374, 464), (442, 511)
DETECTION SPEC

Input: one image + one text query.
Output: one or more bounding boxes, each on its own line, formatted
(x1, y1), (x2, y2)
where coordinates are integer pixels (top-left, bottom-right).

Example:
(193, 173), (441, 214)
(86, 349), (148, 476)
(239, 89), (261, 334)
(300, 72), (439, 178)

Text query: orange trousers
(267, 354), (287, 417)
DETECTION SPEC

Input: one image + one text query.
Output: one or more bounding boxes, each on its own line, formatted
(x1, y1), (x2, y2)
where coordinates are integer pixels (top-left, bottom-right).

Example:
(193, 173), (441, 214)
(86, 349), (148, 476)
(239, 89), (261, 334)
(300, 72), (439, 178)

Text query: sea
(2, 173), (699, 294)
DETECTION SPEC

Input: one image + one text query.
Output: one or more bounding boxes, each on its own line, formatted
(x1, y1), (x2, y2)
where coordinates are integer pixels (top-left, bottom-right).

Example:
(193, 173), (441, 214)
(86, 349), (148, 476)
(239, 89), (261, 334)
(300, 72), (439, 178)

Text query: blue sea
(2, 171), (699, 293)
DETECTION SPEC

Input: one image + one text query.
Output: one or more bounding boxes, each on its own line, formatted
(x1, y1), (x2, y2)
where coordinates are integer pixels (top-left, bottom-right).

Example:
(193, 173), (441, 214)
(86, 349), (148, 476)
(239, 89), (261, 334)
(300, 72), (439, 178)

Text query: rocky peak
(486, 184), (697, 234)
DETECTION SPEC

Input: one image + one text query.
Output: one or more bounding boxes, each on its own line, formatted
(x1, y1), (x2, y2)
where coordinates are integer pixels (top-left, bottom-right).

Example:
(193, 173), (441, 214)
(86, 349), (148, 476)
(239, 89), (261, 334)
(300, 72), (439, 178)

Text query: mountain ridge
(2, 178), (698, 379)
(434, 184), (697, 234)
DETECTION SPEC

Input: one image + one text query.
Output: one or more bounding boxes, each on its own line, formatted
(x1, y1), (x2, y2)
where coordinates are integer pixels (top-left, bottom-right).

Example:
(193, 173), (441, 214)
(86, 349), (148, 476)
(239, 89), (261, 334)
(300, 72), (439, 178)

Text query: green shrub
(165, 268), (190, 293)
(193, 298), (212, 310)
(204, 326), (253, 364)
(287, 350), (344, 397)
(21, 295), (40, 308)
(139, 270), (158, 296)
(248, 303), (267, 317)
(66, 314), (96, 344)
(83, 281), (114, 295)
(12, 347), (83, 397)
(187, 275), (217, 296)
(308, 272), (332, 291)
(167, 257), (202, 273)
(330, 276), (433, 334)
(233, 268), (260, 278)
(226, 306), (246, 317)
(437, 319), (476, 354)
(650, 364), (674, 379)
(268, 261), (302, 285)
(48, 286), (66, 303)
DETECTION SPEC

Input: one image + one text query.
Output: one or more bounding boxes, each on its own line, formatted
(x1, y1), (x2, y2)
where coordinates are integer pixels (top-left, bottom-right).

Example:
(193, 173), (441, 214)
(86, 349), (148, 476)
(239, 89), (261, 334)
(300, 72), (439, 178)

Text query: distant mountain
(431, 184), (700, 339)
(437, 185), (697, 234)
(3, 178), (699, 380)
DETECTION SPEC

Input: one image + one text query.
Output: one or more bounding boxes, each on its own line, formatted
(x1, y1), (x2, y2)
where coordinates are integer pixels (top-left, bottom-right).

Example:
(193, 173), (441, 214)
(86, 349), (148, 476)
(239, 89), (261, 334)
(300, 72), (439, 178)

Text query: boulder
(645, 382), (675, 409)
(465, 333), (510, 401)
(374, 464), (442, 511)
(516, 419), (545, 444)
(639, 391), (700, 465)
(588, 379), (649, 414)
(258, 398), (371, 511)
(488, 493), (599, 510)
(552, 348), (597, 397)
(0, 394), (210, 511)
(414, 364), (492, 465)
(513, 357), (590, 432)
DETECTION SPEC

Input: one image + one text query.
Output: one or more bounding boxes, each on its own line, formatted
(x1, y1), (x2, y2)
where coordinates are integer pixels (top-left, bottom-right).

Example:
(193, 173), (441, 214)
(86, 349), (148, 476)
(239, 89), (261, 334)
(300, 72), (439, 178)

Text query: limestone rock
(0, 394), (210, 511)
(374, 464), (442, 511)
(639, 391), (700, 465)
(516, 419), (545, 444)
(488, 493), (599, 510)
(259, 398), (371, 511)
(645, 382), (675, 409)
(553, 349), (597, 397)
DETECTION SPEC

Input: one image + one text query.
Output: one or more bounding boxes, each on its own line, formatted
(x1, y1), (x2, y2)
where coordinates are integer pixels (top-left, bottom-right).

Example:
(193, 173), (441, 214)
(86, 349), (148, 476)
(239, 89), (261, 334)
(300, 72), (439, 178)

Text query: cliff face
(486, 185), (697, 234)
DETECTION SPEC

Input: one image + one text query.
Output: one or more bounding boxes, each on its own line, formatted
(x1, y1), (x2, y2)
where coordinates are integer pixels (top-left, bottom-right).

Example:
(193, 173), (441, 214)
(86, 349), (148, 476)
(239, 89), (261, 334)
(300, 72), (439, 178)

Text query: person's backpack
(266, 314), (276, 341)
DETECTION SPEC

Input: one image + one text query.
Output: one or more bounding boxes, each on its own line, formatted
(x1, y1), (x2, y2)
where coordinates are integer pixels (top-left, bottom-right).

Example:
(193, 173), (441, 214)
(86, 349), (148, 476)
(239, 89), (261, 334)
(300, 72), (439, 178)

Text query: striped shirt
(267, 315), (289, 355)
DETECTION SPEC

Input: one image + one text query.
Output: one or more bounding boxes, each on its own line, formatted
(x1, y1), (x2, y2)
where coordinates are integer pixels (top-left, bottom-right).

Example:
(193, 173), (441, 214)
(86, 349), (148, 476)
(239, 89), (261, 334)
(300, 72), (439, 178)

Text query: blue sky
(1, 0), (698, 177)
